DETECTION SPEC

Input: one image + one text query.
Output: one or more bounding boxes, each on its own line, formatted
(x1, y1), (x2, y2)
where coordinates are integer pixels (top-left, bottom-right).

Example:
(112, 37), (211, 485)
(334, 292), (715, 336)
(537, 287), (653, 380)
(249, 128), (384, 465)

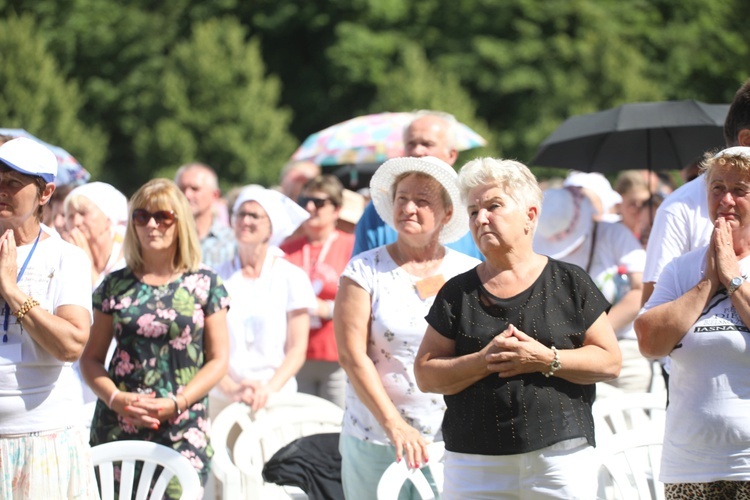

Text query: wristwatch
(728, 276), (744, 296)
(543, 346), (561, 378)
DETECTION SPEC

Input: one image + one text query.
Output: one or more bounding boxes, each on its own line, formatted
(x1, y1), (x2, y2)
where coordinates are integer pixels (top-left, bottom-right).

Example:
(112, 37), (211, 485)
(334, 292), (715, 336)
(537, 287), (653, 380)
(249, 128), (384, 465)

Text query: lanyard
(302, 231), (338, 277)
(3, 228), (42, 343)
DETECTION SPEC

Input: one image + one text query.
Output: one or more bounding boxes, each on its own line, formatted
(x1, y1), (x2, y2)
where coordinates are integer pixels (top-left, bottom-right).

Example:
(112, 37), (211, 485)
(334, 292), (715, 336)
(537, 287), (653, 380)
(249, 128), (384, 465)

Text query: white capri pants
(441, 437), (597, 499)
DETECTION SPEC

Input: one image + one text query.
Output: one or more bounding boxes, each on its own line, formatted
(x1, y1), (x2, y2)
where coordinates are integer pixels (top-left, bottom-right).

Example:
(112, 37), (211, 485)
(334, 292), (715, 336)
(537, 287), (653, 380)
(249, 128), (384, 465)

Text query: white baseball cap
(0, 137), (57, 183)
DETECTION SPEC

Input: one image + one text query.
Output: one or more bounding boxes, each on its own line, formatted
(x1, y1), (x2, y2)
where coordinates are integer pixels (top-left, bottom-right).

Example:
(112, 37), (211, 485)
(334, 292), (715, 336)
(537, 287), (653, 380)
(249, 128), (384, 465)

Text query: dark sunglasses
(297, 196), (331, 209)
(132, 209), (177, 227)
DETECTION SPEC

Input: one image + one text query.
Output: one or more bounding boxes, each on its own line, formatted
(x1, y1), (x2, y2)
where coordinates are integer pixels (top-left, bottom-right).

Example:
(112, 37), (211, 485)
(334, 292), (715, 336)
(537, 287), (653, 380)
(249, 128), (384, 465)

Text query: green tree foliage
(1, 0), (748, 191)
(0, 13), (107, 179)
(367, 44), (495, 163)
(133, 17), (296, 190)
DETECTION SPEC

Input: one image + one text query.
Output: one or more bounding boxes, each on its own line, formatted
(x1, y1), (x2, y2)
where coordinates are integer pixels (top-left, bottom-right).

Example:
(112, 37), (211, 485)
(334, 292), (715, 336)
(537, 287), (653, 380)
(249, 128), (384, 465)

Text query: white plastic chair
(91, 440), (201, 500)
(211, 392), (344, 499)
(376, 441), (445, 500)
(597, 425), (665, 500)
(593, 391), (667, 443)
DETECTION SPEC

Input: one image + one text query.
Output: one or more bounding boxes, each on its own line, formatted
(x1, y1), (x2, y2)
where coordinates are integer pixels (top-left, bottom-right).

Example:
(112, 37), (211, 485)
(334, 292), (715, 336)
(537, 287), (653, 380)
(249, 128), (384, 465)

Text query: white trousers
(441, 438), (597, 499)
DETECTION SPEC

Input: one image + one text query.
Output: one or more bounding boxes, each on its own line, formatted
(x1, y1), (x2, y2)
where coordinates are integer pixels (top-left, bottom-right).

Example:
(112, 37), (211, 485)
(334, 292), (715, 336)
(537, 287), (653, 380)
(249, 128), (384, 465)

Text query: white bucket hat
(232, 186), (310, 247)
(370, 156), (468, 244)
(533, 187), (595, 259)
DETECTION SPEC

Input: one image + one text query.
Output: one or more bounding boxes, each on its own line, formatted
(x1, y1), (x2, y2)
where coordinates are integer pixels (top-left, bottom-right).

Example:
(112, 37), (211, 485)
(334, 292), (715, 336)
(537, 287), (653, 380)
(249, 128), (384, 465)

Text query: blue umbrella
(0, 128), (90, 185)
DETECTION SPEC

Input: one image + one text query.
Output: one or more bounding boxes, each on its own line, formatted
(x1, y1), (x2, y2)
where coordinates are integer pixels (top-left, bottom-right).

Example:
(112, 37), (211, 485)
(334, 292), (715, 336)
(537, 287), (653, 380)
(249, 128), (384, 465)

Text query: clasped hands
(110, 391), (183, 430)
(706, 217), (742, 293)
(483, 324), (551, 377)
(221, 377), (273, 412)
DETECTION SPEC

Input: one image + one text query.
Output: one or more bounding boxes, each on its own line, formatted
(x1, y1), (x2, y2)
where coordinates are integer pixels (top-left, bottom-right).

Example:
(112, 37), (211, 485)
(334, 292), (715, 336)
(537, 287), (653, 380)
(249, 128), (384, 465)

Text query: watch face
(551, 360), (562, 369)
(732, 277), (743, 287)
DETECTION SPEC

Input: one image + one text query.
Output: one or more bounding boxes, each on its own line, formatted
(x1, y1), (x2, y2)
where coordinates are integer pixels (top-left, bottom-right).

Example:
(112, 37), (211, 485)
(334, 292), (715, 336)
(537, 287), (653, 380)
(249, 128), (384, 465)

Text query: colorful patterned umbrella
(291, 112), (487, 166)
(0, 128), (90, 185)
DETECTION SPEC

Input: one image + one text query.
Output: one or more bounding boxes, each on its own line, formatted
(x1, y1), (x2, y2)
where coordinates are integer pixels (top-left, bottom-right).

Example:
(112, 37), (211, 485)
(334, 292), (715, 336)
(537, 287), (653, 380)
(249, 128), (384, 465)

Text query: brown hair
(302, 175), (344, 207)
(724, 78), (750, 147)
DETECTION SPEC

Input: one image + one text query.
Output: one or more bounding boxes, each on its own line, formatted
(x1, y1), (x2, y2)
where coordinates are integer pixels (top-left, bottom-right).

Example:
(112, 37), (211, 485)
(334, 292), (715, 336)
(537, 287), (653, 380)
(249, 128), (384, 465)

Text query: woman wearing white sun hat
(334, 156), (480, 499)
(532, 185), (650, 396)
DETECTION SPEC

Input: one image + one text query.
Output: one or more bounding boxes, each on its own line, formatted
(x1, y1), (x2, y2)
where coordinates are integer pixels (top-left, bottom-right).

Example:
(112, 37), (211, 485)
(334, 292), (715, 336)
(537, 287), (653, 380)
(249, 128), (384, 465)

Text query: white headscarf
(232, 186), (310, 247)
(66, 182), (128, 226)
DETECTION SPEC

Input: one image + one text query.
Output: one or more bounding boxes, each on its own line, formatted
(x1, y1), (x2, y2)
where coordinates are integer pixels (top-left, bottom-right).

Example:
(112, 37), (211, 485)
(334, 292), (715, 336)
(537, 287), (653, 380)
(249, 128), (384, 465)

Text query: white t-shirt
(0, 227), (93, 434)
(340, 246), (481, 445)
(643, 175), (713, 284)
(556, 221), (646, 340)
(642, 247), (750, 482)
(215, 249), (317, 392)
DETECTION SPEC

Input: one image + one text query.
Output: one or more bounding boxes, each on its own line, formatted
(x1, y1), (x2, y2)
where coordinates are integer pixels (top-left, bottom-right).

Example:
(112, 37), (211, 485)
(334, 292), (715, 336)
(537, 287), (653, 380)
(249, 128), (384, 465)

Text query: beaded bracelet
(14, 297), (40, 322)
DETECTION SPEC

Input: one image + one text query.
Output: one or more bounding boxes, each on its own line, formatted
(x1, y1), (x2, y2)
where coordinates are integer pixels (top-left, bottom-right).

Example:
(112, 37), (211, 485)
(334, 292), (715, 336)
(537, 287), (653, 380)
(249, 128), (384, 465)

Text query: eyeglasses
(297, 196), (331, 209)
(132, 209), (177, 227)
(235, 211), (267, 221)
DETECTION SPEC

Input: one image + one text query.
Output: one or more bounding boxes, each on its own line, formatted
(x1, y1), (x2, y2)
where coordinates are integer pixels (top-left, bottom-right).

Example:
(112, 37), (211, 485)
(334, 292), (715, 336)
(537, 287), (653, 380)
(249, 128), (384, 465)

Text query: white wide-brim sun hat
(232, 186), (310, 247)
(533, 186), (595, 259)
(370, 156), (468, 244)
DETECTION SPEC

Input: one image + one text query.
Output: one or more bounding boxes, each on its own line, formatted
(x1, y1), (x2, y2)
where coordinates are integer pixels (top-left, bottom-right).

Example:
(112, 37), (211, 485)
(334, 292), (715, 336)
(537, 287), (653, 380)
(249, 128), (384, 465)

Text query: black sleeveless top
(425, 259), (610, 455)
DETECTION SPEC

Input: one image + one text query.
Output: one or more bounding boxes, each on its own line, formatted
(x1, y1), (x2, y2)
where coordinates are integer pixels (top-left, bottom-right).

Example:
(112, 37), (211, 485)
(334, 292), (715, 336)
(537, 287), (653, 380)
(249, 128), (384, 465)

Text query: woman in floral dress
(80, 178), (230, 497)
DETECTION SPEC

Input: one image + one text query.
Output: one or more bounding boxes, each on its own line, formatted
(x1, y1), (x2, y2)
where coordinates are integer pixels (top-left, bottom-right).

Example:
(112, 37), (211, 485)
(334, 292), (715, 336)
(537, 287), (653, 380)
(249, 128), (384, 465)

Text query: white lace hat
(533, 187), (595, 259)
(370, 156), (468, 244)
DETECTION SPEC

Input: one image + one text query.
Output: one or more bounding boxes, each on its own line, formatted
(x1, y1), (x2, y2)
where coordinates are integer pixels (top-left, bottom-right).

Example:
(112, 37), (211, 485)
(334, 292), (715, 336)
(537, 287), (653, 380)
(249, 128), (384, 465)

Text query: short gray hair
(458, 157), (542, 216)
(409, 110), (459, 150)
(174, 162), (219, 190)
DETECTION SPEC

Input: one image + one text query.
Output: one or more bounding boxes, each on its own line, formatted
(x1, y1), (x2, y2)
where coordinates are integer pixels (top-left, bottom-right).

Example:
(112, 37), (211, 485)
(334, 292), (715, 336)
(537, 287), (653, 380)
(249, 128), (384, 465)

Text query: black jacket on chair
(262, 432), (344, 500)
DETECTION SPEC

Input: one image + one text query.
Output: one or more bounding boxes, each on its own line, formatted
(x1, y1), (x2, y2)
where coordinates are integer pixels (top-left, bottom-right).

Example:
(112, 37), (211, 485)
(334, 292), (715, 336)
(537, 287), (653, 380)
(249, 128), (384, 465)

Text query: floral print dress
(90, 266), (230, 490)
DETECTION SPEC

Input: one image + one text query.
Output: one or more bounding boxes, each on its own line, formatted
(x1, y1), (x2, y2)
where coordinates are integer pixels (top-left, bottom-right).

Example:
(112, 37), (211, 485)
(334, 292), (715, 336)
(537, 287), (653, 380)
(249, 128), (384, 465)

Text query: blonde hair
(124, 178), (201, 273)
(702, 149), (750, 176)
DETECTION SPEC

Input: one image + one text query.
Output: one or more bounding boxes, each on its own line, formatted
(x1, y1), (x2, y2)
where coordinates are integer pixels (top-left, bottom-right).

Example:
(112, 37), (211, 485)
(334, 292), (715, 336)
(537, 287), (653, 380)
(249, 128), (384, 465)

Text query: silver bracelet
(544, 346), (562, 377)
(169, 393), (182, 415)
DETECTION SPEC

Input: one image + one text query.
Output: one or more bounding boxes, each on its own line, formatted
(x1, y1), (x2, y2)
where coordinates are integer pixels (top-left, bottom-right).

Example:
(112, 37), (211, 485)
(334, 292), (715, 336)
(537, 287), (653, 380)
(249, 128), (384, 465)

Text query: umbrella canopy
(0, 128), (90, 185)
(291, 112), (487, 167)
(531, 100), (729, 173)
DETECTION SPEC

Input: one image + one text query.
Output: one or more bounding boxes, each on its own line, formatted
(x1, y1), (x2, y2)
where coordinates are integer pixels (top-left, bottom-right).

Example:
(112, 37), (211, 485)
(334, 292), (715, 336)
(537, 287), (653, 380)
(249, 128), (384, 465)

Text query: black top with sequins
(425, 259), (610, 455)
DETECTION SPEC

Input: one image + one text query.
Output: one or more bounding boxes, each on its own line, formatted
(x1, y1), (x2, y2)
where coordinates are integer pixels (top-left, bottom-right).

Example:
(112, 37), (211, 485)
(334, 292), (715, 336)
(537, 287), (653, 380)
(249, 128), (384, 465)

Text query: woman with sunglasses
(80, 178), (230, 497)
(280, 175), (354, 408)
(0, 138), (99, 498)
(210, 186), (317, 416)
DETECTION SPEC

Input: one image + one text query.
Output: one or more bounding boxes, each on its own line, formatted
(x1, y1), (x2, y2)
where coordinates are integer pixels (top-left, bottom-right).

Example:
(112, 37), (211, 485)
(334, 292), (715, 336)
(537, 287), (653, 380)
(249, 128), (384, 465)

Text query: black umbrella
(531, 100), (729, 172)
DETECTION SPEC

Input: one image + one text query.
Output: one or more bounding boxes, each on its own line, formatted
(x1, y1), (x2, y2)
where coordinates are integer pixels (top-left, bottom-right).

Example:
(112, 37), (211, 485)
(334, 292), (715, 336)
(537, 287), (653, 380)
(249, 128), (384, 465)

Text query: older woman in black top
(414, 158), (621, 499)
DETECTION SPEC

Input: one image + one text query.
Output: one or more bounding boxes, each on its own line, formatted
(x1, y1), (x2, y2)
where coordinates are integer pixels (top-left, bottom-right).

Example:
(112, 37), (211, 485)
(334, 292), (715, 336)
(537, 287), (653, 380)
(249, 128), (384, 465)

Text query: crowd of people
(1, 77), (750, 499)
